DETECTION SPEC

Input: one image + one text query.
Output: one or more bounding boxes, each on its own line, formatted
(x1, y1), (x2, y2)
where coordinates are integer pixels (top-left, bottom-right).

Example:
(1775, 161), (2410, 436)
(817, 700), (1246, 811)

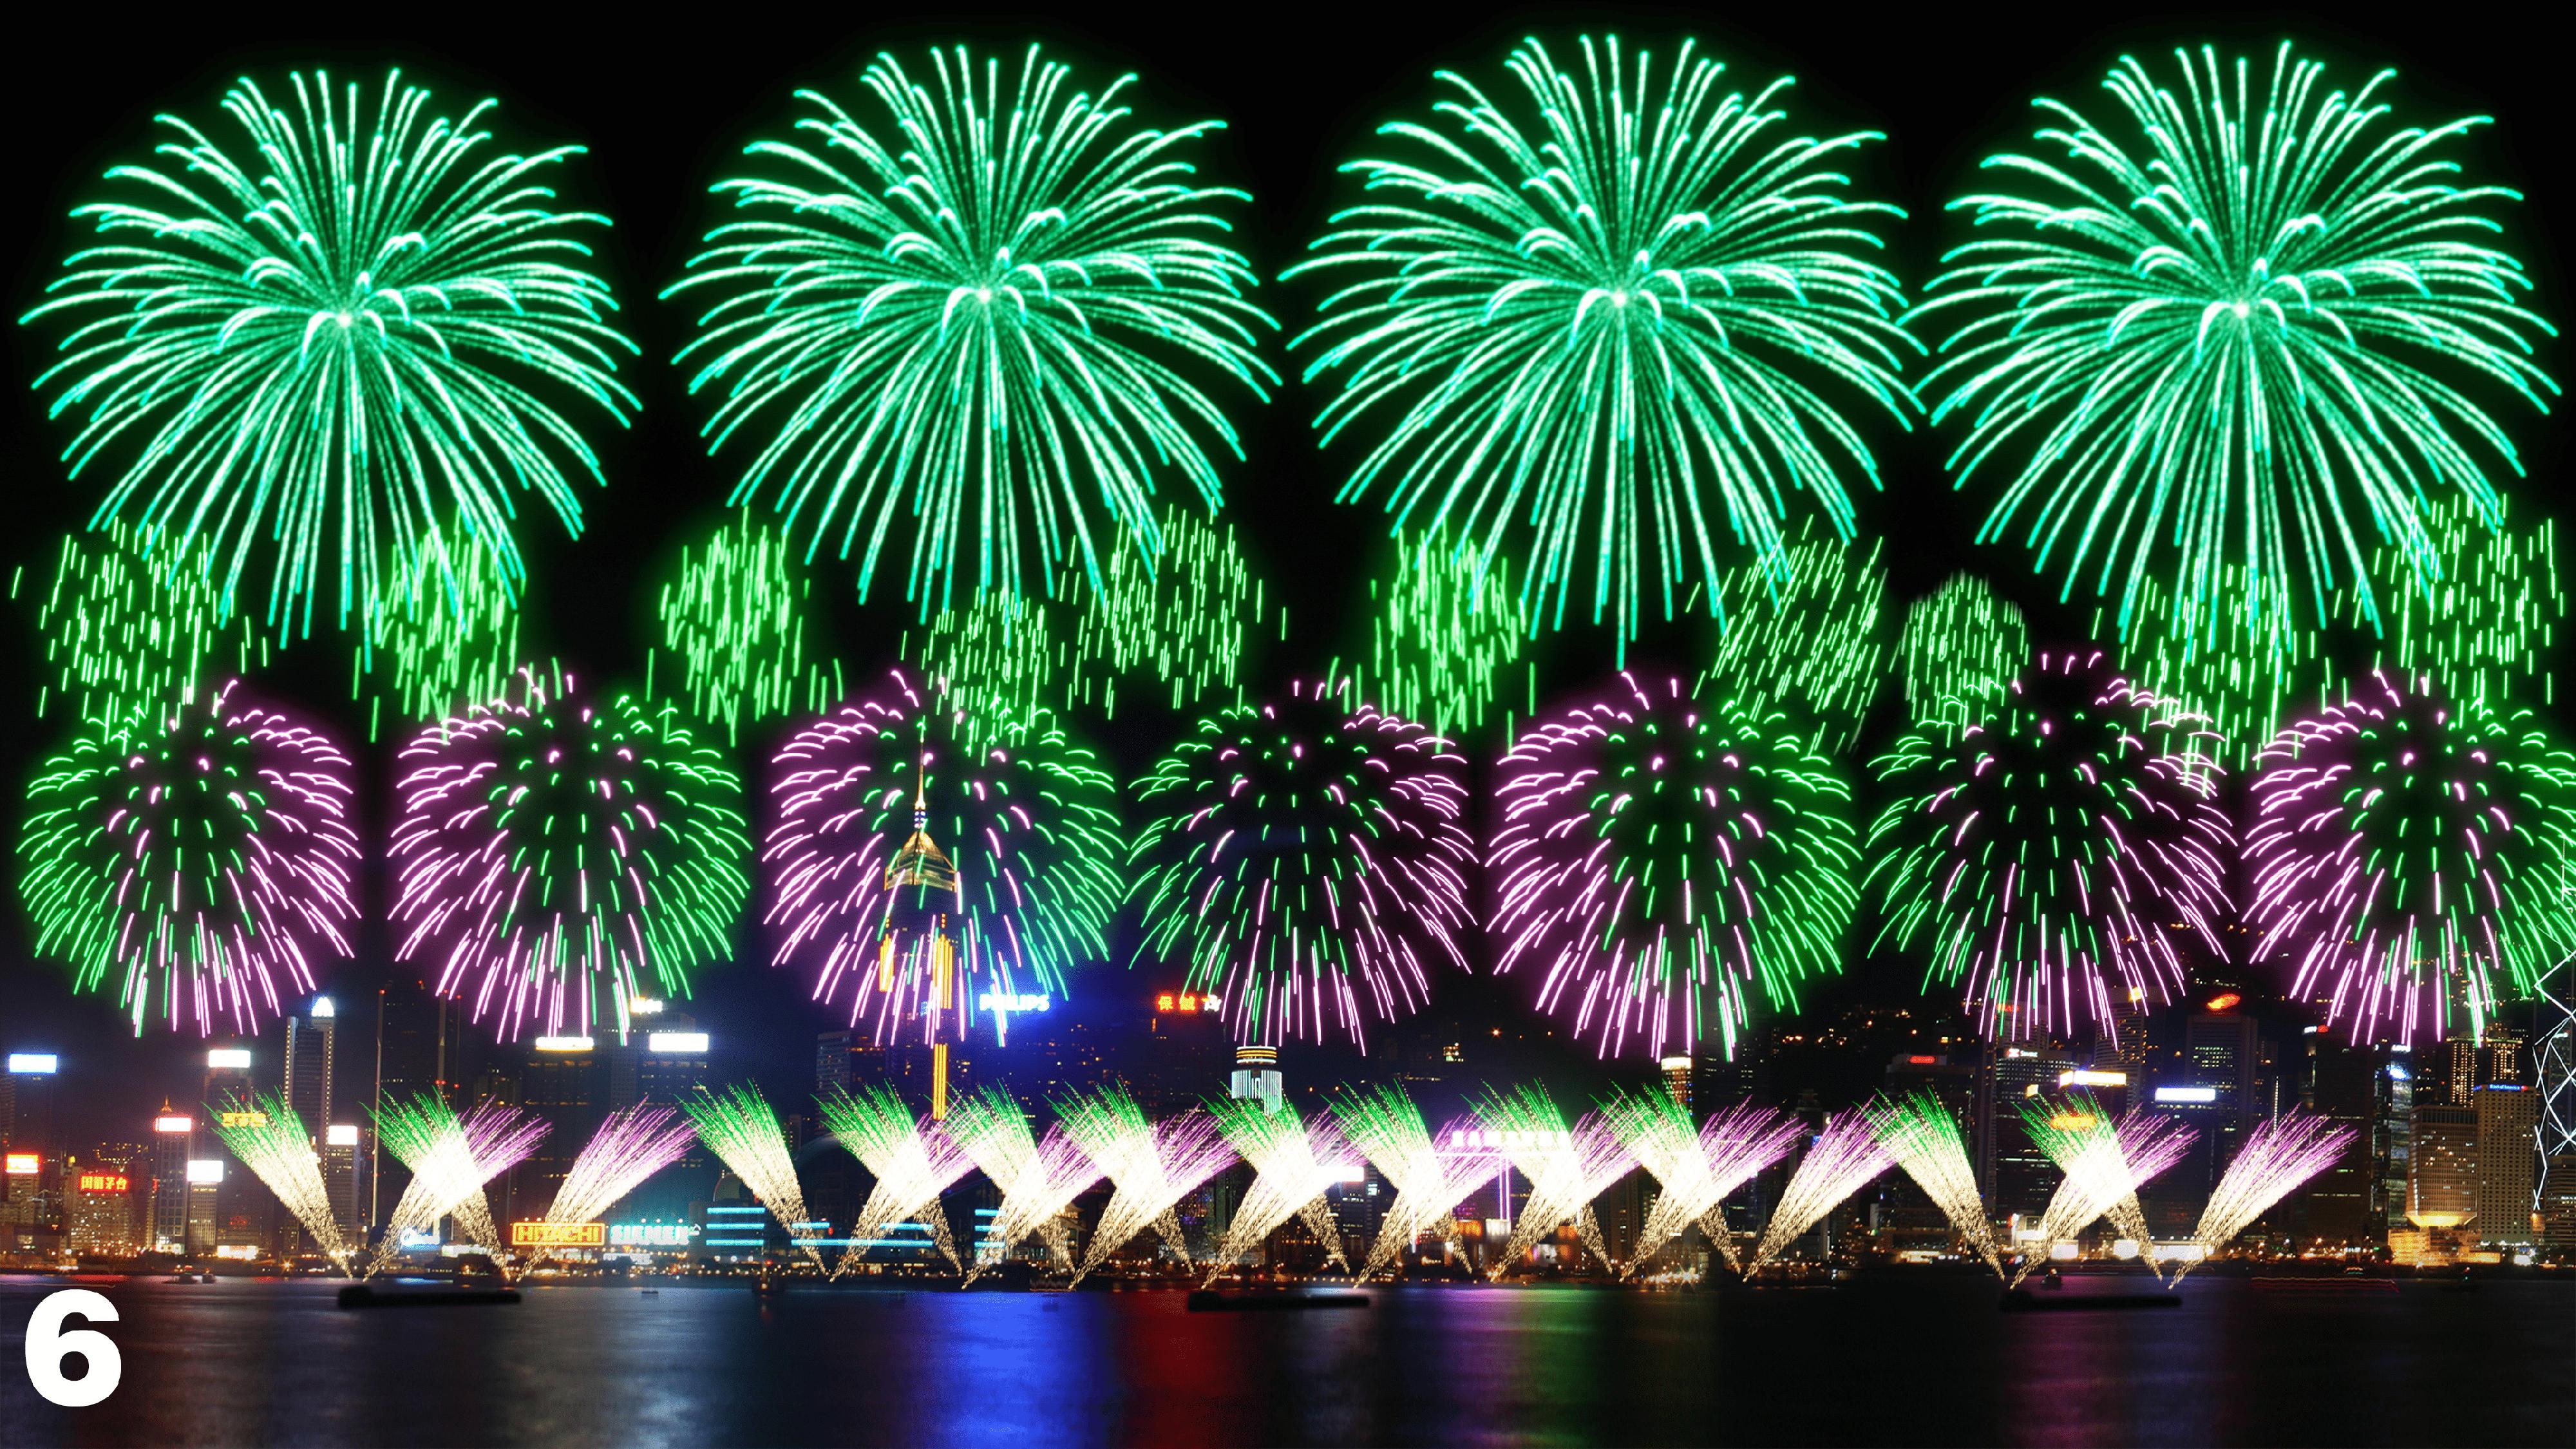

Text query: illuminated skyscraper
(2409, 1104), (2479, 1227)
(882, 775), (963, 1118)
(2374, 1057), (2416, 1235)
(67, 1166), (138, 1256)
(151, 1107), (192, 1251)
(284, 998), (336, 1141)
(2474, 1084), (2539, 1251)
(1660, 1057), (1693, 1113)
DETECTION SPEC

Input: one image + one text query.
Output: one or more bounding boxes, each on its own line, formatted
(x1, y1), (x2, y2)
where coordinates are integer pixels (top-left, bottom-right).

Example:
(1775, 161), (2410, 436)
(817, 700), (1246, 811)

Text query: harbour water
(2, 1273), (2568, 1446)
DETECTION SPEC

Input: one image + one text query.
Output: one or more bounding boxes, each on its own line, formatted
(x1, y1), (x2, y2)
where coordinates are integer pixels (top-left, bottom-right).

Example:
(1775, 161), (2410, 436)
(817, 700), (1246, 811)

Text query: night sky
(2, 4), (2565, 1148)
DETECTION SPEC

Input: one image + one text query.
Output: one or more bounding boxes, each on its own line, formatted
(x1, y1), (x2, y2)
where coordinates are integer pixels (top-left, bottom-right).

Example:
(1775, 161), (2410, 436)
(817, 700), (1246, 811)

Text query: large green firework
(1918, 43), (2559, 635)
(2355, 495), (2561, 712)
(1696, 518), (1889, 754)
(1127, 679), (1475, 1052)
(1291, 34), (1918, 645)
(1349, 529), (1530, 742)
(1492, 673), (1860, 1061)
(1898, 574), (2028, 738)
(355, 535), (526, 737)
(669, 45), (1279, 616)
(23, 522), (269, 730)
(1865, 650), (2235, 1040)
(22, 70), (638, 638)
(21, 679), (359, 1037)
(656, 513), (840, 746)
(390, 665), (751, 1041)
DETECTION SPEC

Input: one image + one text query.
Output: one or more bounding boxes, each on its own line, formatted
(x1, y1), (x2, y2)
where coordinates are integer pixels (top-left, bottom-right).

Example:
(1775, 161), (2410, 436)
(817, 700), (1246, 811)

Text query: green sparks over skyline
(656, 513), (840, 745)
(1350, 529), (1529, 742)
(1898, 574), (2029, 739)
(22, 69), (638, 640)
(357, 536), (525, 736)
(2102, 566), (2328, 767)
(22, 521), (269, 731)
(1696, 518), (1889, 754)
(669, 44), (1280, 616)
(1917, 42), (2560, 637)
(1291, 34), (1918, 646)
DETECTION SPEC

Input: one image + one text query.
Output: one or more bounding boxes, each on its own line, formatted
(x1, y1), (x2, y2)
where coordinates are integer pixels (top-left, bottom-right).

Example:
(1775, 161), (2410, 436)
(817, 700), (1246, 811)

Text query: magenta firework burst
(764, 667), (1122, 1039)
(1490, 673), (1859, 1060)
(1865, 650), (2234, 1040)
(390, 666), (751, 1041)
(2246, 671), (2576, 1043)
(21, 680), (359, 1035)
(1128, 679), (1473, 1051)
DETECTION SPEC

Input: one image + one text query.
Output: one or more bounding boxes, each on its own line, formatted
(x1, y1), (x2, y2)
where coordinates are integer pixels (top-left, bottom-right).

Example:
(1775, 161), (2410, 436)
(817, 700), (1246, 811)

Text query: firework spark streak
(670, 44), (1277, 615)
(946, 1087), (1102, 1277)
(368, 1094), (549, 1274)
(545, 1104), (696, 1230)
(680, 1085), (821, 1269)
(2014, 1098), (2195, 1287)
(2178, 1113), (2357, 1282)
(1492, 672), (1859, 1060)
(658, 514), (838, 746)
(26, 522), (268, 732)
(766, 668), (1121, 1039)
(1206, 1099), (1354, 1282)
(2357, 497), (2562, 714)
(23, 70), (637, 638)
(1129, 679), (1473, 1052)
(1291, 35), (1917, 646)
(357, 536), (524, 735)
(1353, 530), (1529, 743)
(2103, 568), (2326, 770)
(1917, 43), (2558, 636)
(1698, 520), (1890, 754)
(209, 1092), (350, 1269)
(1336, 1085), (1496, 1279)
(1470, 1086), (1634, 1276)
(1058, 1086), (1236, 1282)
(2246, 671), (2576, 1043)
(1866, 1092), (2002, 1278)
(1864, 650), (2234, 1041)
(818, 1086), (974, 1273)
(21, 679), (359, 1036)
(1745, 1112), (1893, 1273)
(392, 666), (751, 1041)
(1898, 574), (2027, 738)
(1607, 1093), (1803, 1273)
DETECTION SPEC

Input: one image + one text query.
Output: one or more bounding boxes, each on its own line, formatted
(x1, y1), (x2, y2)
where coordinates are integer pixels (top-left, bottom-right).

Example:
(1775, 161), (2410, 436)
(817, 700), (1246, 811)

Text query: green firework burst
(1696, 518), (1889, 754)
(22, 69), (639, 638)
(356, 535), (525, 736)
(1918, 43), (2559, 635)
(1899, 574), (2029, 738)
(2102, 567), (2329, 767)
(23, 522), (269, 730)
(669, 45), (1280, 615)
(1350, 529), (1530, 741)
(656, 513), (840, 745)
(1291, 34), (1918, 645)
(2355, 495), (2561, 712)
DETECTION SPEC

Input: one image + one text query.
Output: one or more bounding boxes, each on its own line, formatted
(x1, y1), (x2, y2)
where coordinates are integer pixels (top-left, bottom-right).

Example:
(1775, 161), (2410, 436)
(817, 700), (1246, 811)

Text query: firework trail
(1292, 35), (1917, 647)
(368, 1094), (548, 1275)
(21, 679), (358, 1036)
(1352, 529), (1530, 743)
(2014, 1098), (2195, 1287)
(356, 536), (524, 737)
(818, 1086), (974, 1274)
(657, 513), (838, 746)
(1867, 1092), (2002, 1278)
(24, 69), (636, 638)
(1059, 1086), (1236, 1282)
(1206, 1099), (1355, 1282)
(1472, 1086), (1635, 1276)
(1898, 575), (2027, 739)
(946, 1087), (1103, 1278)
(1492, 672), (1859, 1061)
(680, 1085), (822, 1271)
(1745, 1112), (1893, 1273)
(1337, 1085), (1496, 1278)
(2177, 1114), (2357, 1282)
(2247, 670), (2576, 1043)
(1608, 1093), (1804, 1273)
(670, 44), (1276, 615)
(546, 1104), (696, 1230)
(1917, 43), (2556, 637)
(1129, 679), (1473, 1055)
(1698, 520), (1890, 755)
(766, 668), (1121, 1048)
(2099, 568), (2325, 770)
(209, 1092), (350, 1270)
(1864, 650), (2234, 1041)
(392, 665), (751, 1041)
(26, 522), (268, 732)
(2357, 496), (2562, 714)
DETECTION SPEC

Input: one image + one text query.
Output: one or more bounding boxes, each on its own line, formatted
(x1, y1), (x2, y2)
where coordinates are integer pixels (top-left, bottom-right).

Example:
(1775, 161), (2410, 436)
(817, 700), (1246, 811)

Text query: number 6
(24, 1289), (121, 1407)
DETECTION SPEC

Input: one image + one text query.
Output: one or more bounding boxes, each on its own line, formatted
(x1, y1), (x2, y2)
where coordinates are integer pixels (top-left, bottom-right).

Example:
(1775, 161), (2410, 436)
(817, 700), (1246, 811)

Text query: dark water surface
(2, 1274), (2568, 1446)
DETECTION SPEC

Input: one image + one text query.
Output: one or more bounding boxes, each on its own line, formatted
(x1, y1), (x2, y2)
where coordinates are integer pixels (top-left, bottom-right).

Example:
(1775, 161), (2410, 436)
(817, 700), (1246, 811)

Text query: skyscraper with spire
(882, 771), (962, 1117)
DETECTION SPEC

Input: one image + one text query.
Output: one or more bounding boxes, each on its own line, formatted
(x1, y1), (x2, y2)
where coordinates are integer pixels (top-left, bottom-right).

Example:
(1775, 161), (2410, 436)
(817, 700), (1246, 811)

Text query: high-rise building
(2300, 1028), (2376, 1244)
(371, 981), (467, 1230)
(284, 998), (337, 1138)
(1660, 1057), (1693, 1113)
(323, 1123), (362, 1242)
(1884, 1052), (1979, 1255)
(1, 1053), (62, 1241)
(200, 1045), (269, 1254)
(2473, 1084), (2539, 1251)
(151, 1108), (193, 1251)
(2373, 1055), (2416, 1234)
(2443, 1036), (2478, 1106)
(1980, 1048), (2074, 1223)
(2409, 1104), (2479, 1227)
(67, 1165), (139, 1256)
(2479, 1028), (2523, 1091)
(521, 1034), (607, 1219)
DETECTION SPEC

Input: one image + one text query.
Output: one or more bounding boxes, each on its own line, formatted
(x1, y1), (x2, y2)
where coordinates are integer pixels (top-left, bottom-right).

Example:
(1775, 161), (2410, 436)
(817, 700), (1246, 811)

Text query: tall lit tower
(151, 1106), (191, 1251)
(882, 772), (961, 1119)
